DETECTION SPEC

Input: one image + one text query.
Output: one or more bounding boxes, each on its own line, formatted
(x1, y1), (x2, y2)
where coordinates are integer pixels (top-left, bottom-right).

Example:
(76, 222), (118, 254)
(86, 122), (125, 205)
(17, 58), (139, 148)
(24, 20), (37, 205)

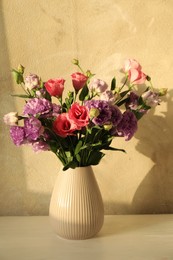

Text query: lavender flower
(23, 98), (52, 116)
(142, 90), (161, 107)
(10, 126), (25, 146)
(89, 79), (108, 93)
(24, 74), (40, 90)
(116, 110), (137, 140)
(32, 141), (50, 153)
(24, 117), (44, 141)
(100, 90), (116, 104)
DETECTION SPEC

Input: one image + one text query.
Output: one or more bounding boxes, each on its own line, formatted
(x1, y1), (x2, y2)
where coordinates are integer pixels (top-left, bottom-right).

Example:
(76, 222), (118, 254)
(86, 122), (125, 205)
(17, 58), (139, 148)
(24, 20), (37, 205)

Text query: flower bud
(72, 59), (79, 65)
(89, 108), (100, 118)
(3, 112), (18, 126)
(159, 88), (167, 96)
(104, 124), (113, 131)
(18, 64), (25, 74)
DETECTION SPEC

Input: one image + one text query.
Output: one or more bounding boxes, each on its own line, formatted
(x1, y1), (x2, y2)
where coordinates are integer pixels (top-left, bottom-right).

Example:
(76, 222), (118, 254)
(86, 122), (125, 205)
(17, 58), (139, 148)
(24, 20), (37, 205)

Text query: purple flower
(85, 100), (122, 126)
(52, 104), (61, 117)
(116, 110), (137, 140)
(125, 92), (140, 111)
(23, 98), (52, 116)
(10, 126), (25, 146)
(32, 141), (50, 153)
(24, 117), (44, 141)
(110, 105), (122, 126)
(125, 92), (147, 116)
(24, 74), (40, 90)
(85, 100), (111, 125)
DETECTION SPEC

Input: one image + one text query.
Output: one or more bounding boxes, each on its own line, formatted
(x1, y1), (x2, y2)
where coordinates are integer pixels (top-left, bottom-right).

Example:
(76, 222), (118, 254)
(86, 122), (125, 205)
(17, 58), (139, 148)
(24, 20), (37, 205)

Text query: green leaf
(79, 85), (89, 101)
(87, 151), (105, 166)
(103, 146), (126, 153)
(63, 161), (78, 171)
(120, 90), (130, 98)
(12, 69), (24, 84)
(75, 154), (81, 162)
(111, 77), (116, 91)
(11, 94), (31, 98)
(49, 141), (59, 153)
(116, 97), (128, 107)
(74, 140), (83, 155)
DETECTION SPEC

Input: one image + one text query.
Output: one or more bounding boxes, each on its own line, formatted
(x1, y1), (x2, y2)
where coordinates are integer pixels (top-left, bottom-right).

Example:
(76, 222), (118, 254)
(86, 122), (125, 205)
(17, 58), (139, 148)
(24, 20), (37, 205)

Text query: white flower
(3, 112), (18, 125)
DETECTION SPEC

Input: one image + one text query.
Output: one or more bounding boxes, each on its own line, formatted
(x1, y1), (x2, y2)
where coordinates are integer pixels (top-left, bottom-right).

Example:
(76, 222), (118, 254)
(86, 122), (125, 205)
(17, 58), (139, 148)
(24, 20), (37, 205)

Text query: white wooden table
(0, 215), (173, 260)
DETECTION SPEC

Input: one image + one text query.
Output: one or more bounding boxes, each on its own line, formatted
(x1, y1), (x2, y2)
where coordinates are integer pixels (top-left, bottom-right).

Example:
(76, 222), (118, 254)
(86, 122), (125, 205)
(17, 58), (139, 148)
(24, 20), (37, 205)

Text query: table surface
(0, 215), (173, 260)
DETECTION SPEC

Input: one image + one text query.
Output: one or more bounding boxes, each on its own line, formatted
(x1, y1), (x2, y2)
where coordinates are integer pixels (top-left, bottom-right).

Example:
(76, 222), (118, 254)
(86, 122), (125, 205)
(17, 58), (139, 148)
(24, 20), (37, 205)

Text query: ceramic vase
(49, 166), (104, 240)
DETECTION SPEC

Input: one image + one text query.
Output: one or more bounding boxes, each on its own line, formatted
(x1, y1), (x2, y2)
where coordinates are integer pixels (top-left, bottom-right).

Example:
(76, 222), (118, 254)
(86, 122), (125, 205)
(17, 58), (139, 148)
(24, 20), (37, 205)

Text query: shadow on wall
(0, 3), (51, 216)
(131, 90), (173, 214)
(103, 90), (173, 214)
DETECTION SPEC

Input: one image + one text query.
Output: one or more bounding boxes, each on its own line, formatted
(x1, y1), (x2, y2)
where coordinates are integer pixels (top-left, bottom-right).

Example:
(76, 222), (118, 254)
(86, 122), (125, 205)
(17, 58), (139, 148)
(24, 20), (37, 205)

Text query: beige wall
(1, 0), (173, 215)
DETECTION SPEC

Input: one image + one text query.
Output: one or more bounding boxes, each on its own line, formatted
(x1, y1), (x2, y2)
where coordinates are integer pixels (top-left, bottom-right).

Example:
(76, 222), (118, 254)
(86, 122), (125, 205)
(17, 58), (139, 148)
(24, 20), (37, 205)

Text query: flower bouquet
(4, 59), (166, 171)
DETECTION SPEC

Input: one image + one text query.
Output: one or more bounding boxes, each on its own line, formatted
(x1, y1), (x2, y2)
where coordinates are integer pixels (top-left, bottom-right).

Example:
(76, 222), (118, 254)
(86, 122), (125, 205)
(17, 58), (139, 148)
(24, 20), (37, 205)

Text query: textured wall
(1, 0), (173, 215)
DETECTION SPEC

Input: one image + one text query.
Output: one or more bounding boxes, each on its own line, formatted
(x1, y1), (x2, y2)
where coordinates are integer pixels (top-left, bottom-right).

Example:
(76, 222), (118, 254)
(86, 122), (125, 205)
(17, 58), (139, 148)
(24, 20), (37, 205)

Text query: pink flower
(123, 59), (147, 85)
(68, 103), (89, 127)
(71, 72), (88, 91)
(123, 59), (142, 72)
(128, 69), (146, 85)
(45, 78), (65, 97)
(53, 113), (79, 138)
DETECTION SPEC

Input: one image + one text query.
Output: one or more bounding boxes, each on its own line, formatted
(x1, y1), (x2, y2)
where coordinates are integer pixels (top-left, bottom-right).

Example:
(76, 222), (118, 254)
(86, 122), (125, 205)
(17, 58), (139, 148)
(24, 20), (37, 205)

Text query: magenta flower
(23, 98), (52, 116)
(24, 117), (44, 141)
(10, 126), (25, 146)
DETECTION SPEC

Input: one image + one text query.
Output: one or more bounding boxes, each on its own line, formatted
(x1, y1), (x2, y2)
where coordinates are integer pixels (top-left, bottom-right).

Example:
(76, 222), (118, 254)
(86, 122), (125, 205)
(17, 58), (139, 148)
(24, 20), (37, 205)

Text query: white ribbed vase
(49, 166), (104, 240)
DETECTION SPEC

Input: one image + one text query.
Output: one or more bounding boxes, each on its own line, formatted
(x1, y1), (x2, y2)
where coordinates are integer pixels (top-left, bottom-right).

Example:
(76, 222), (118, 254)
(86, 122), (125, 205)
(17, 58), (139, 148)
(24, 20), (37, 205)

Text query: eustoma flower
(71, 72), (88, 92)
(68, 103), (89, 127)
(53, 113), (80, 138)
(23, 98), (52, 116)
(4, 59), (166, 170)
(124, 58), (146, 85)
(3, 112), (18, 126)
(24, 117), (44, 141)
(45, 78), (65, 97)
(24, 74), (40, 90)
(89, 79), (108, 93)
